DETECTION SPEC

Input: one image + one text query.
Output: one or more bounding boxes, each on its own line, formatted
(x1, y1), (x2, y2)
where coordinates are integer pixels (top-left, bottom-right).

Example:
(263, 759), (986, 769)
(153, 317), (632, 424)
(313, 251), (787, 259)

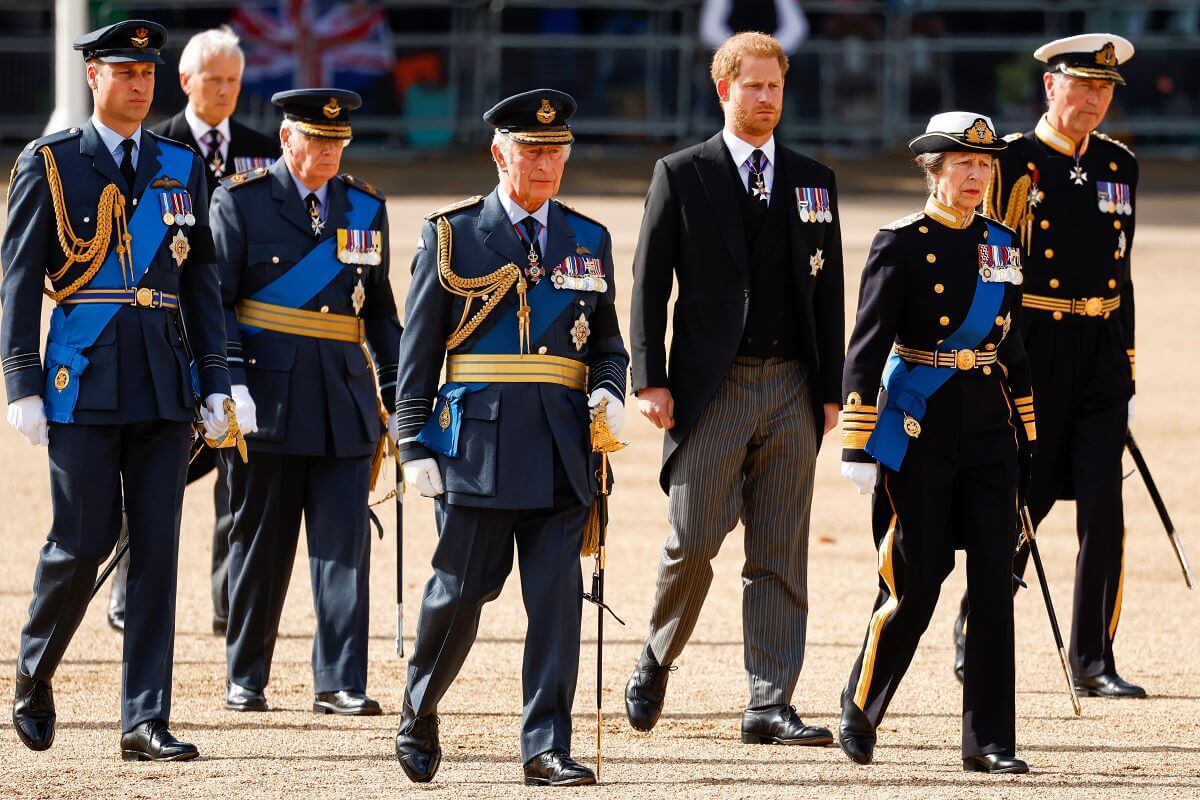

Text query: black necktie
(204, 129), (224, 176)
(119, 139), (136, 188)
(306, 192), (324, 237)
(520, 216), (543, 263)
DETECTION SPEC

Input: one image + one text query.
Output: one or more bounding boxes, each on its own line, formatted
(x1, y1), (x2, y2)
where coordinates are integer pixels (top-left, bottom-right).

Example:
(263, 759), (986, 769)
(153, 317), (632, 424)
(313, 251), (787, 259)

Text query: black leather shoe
(396, 715), (441, 783)
(625, 645), (675, 732)
(1074, 673), (1146, 698)
(13, 671), (55, 752)
(107, 607), (125, 633)
(964, 753), (1029, 774)
(952, 610), (967, 685)
(120, 719), (199, 762)
(523, 749), (596, 787)
(837, 697), (875, 765)
(314, 691), (381, 716)
(212, 618), (227, 637)
(741, 705), (832, 745)
(224, 683), (267, 712)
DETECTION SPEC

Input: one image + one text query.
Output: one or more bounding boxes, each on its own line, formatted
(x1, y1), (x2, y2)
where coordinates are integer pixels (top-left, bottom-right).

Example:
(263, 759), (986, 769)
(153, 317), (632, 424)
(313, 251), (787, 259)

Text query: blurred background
(4, 1), (1198, 171)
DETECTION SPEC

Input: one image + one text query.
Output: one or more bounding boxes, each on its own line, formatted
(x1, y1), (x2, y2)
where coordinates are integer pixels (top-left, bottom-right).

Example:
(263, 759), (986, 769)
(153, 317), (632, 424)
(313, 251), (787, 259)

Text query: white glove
(6, 396), (48, 447)
(1127, 396), (1135, 426)
(387, 412), (399, 445)
(200, 393), (231, 439)
(588, 387), (625, 438)
(841, 460), (878, 495)
(231, 384), (258, 435)
(403, 457), (444, 497)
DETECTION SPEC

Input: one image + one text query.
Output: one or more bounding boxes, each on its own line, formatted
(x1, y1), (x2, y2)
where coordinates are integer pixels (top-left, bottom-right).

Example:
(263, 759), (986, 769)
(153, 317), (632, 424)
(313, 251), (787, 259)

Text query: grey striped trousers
(645, 357), (817, 708)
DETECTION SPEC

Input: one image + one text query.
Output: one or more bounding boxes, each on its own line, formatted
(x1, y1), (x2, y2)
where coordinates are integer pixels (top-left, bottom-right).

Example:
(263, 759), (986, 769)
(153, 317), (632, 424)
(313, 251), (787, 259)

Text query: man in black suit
(108, 26), (279, 636)
(625, 31), (845, 745)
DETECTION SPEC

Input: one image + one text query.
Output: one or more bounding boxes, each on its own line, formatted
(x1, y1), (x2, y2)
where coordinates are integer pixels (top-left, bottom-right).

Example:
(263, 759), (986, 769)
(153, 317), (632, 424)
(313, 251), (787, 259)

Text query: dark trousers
(18, 421), (191, 732)
(108, 447), (233, 624)
(961, 320), (1131, 677)
(224, 451), (372, 694)
(403, 481), (586, 761)
(845, 447), (1018, 758)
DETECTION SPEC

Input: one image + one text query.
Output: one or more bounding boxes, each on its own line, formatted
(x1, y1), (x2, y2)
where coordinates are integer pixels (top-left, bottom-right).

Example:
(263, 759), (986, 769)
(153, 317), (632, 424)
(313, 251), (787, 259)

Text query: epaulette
(1093, 131), (1136, 158)
(340, 172), (384, 200)
(1003, 132), (1023, 142)
(220, 167), (271, 190)
(977, 213), (1018, 237)
(144, 129), (200, 158)
(24, 127), (83, 152)
(554, 199), (608, 230)
(425, 195), (483, 220)
(880, 211), (925, 231)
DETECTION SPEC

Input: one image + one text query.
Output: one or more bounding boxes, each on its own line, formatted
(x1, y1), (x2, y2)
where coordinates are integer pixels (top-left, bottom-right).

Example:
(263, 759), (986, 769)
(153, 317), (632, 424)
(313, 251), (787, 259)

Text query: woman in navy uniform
(836, 113), (1036, 774)
(210, 89), (402, 717)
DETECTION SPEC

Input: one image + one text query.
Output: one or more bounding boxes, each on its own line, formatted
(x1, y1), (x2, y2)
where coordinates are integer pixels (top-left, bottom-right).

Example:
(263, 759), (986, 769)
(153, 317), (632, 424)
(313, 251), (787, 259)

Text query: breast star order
(809, 248), (825, 276)
(351, 280), (366, 315)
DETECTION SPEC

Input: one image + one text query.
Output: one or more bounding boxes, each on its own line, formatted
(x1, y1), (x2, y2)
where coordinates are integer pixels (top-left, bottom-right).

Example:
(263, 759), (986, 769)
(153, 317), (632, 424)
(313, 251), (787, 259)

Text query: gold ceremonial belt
(896, 345), (999, 371)
(235, 298), (364, 343)
(446, 354), (588, 392)
(1023, 293), (1120, 318)
(59, 287), (179, 310)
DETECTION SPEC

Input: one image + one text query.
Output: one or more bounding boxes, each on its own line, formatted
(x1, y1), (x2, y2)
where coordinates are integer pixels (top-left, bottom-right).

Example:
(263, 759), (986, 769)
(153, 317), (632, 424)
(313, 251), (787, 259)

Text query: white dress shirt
(92, 115), (142, 170)
(722, 128), (776, 196)
(185, 105), (232, 164)
(497, 186), (549, 253)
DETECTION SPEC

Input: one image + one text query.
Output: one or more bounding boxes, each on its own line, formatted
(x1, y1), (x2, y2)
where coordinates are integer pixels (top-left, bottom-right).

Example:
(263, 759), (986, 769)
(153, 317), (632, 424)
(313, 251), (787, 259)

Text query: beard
(729, 101), (780, 138)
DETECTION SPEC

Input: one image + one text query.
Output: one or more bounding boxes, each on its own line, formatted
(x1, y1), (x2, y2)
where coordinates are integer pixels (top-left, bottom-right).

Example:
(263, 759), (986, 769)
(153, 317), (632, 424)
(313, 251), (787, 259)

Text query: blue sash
(43, 142), (195, 423)
(239, 185), (381, 336)
(417, 208), (604, 456)
(866, 222), (1012, 471)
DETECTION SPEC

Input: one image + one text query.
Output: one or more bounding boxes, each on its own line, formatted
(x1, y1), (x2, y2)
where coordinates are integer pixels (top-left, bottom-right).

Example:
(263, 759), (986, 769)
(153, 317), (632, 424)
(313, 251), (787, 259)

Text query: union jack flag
(232, 0), (395, 96)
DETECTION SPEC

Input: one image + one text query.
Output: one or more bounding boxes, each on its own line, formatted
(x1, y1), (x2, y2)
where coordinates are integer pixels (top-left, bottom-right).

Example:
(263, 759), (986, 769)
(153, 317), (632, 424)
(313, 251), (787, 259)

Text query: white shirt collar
(184, 105), (232, 154)
(290, 171), (328, 208)
(497, 186), (549, 230)
(91, 115), (142, 161)
(722, 128), (775, 170)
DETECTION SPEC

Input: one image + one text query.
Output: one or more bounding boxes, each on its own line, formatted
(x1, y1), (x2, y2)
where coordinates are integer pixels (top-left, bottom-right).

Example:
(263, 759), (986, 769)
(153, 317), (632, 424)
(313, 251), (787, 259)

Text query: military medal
(309, 201), (325, 236)
(745, 154), (769, 204)
(978, 244), (1023, 284)
(550, 253), (607, 292)
(795, 187), (831, 223)
(336, 229), (382, 266)
(903, 414), (922, 438)
(351, 280), (365, 315)
(571, 313), (591, 351)
(809, 248), (824, 276)
(513, 218), (544, 282)
(53, 365), (70, 392)
(233, 156), (275, 173)
(170, 229), (190, 267)
(1070, 154), (1087, 186)
(159, 191), (194, 227)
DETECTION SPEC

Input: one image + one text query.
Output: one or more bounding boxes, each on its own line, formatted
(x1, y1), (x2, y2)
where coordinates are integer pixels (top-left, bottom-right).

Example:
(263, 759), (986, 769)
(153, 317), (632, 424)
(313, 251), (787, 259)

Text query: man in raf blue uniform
(393, 90), (628, 787)
(2, 21), (232, 761)
(211, 88), (402, 716)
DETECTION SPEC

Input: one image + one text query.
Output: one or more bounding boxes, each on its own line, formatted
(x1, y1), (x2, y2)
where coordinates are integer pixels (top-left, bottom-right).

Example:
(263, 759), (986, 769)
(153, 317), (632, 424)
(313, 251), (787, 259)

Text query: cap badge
(323, 98), (341, 119)
(964, 118), (995, 145)
(1095, 42), (1117, 67)
(131, 28), (150, 48)
(536, 98), (556, 124)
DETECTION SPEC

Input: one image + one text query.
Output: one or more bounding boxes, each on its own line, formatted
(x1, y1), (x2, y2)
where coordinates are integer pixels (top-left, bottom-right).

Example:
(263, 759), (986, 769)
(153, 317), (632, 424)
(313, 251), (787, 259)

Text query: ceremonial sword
(1125, 431), (1193, 588)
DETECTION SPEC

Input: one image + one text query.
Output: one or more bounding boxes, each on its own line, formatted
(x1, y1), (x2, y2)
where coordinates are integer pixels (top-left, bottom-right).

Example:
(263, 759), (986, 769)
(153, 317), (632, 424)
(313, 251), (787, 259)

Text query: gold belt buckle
(1083, 297), (1103, 317)
(134, 287), (154, 308)
(955, 349), (977, 370)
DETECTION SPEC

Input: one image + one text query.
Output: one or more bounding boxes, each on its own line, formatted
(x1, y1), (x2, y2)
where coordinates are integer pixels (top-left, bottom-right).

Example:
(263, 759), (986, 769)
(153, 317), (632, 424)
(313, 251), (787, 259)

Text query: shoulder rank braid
(435, 216), (533, 353)
(38, 146), (133, 302)
(984, 157), (1035, 254)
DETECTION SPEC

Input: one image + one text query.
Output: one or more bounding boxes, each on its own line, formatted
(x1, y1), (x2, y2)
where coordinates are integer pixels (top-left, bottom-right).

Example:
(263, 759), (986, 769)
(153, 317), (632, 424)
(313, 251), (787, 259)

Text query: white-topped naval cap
(909, 112), (1006, 155)
(1034, 33), (1134, 84)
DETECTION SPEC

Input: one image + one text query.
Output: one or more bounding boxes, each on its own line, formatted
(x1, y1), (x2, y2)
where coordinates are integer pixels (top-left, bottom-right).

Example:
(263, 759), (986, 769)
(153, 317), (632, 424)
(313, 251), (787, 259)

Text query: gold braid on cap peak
(292, 120), (352, 140)
(435, 216), (531, 352)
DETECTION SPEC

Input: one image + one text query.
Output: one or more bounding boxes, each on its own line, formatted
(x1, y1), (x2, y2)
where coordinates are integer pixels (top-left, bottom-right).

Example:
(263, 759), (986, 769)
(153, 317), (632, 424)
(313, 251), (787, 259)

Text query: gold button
(985, 343), (997, 351)
(1037, 191), (1045, 201)
(320, 305), (330, 313)
(356, 267), (363, 274)
(272, 256), (280, 264)
(918, 225), (929, 234)
(1109, 161), (1118, 171)
(248, 357), (257, 365)
(1052, 311), (1064, 321)
(1044, 248), (1054, 259)
(926, 253), (937, 264)
(1027, 161), (1036, 170)
(83, 216), (91, 223)
(1113, 250), (1121, 260)
(939, 315), (950, 326)
(1040, 219), (1050, 230)
(934, 283), (944, 294)
(983, 229), (989, 239)
(982, 366), (992, 376)
(538, 346), (548, 355)
(132, 198), (138, 206)
(1108, 279), (1118, 289)
(995, 316), (1005, 326)
(1049, 278), (1060, 289)
(1114, 220), (1122, 230)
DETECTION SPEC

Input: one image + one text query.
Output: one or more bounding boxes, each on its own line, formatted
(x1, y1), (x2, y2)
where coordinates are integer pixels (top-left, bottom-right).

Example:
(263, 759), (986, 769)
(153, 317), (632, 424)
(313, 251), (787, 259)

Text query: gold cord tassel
(581, 502), (601, 558)
(582, 397), (627, 558)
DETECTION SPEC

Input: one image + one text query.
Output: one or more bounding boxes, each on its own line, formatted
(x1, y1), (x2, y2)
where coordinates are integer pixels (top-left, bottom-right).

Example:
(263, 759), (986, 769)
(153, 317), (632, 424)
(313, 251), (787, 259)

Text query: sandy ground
(1, 186), (1198, 799)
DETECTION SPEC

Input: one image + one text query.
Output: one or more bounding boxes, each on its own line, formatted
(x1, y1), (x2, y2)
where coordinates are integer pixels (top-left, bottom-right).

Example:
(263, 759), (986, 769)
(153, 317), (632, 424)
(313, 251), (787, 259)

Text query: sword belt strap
(59, 287), (179, 310)
(446, 353), (587, 391)
(236, 298), (364, 343)
(895, 344), (999, 371)
(1022, 293), (1121, 318)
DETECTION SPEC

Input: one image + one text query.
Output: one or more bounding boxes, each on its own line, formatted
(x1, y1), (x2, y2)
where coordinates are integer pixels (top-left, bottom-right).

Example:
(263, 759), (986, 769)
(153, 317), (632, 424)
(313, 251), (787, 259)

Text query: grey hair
(914, 152), (948, 193)
(178, 26), (245, 77)
(490, 130), (572, 165)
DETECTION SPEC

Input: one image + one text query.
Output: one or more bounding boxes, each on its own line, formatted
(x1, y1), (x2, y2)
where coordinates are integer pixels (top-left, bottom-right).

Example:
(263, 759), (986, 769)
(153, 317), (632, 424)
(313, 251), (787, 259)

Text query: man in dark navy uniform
(211, 89), (402, 717)
(108, 25), (279, 635)
(954, 34), (1145, 699)
(2, 20), (231, 761)
(392, 90), (628, 786)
